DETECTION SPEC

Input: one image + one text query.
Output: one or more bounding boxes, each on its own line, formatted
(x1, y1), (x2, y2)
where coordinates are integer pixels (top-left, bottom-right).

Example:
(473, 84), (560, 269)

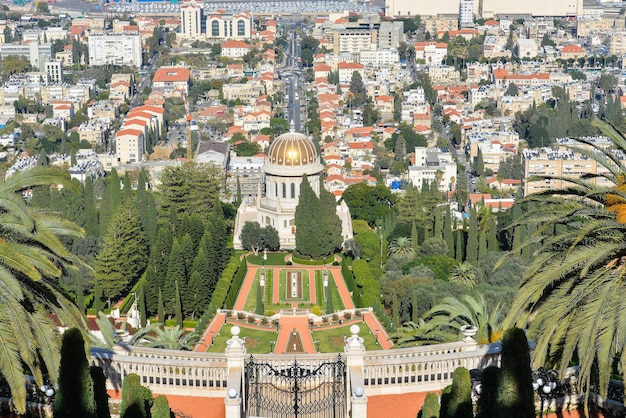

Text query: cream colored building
(233, 130), (353, 250)
(522, 137), (624, 196)
(180, 0), (204, 40)
(386, 0), (581, 18)
(116, 129), (145, 164)
(428, 66), (461, 84)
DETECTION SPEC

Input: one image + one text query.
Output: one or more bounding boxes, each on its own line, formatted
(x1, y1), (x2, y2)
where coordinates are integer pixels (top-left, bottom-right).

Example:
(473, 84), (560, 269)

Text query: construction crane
(182, 94), (197, 160)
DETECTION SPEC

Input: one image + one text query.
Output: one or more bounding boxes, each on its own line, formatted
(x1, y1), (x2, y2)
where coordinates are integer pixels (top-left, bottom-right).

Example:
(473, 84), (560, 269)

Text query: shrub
(344, 312), (352, 320)
(237, 312), (246, 320)
(120, 374), (146, 418)
(261, 317), (268, 325)
(151, 396), (170, 418)
(419, 392), (440, 418)
(247, 315), (256, 323)
(440, 367), (472, 418)
(332, 313), (339, 321)
(497, 327), (534, 418)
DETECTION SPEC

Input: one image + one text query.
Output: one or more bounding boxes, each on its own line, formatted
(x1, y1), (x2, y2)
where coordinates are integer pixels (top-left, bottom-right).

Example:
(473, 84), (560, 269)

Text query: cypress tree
(392, 292), (399, 328)
(295, 174), (322, 258)
(175, 280), (183, 328)
(84, 176), (98, 236)
(90, 365), (111, 418)
(497, 328), (535, 418)
(70, 149), (77, 165)
(93, 282), (105, 312)
(476, 366), (500, 418)
(120, 374), (146, 418)
(487, 216), (498, 252)
(138, 284), (147, 327)
(475, 150), (485, 176)
(151, 395), (171, 418)
(99, 181), (110, 236)
(158, 288), (164, 324)
(419, 392), (440, 418)
(443, 207), (454, 258)
(411, 288), (418, 322)
(455, 230), (464, 262)
(188, 245), (211, 314)
(76, 271), (84, 313)
(478, 231), (487, 260)
(466, 209), (478, 264)
(255, 280), (264, 315)
(234, 176), (242, 208)
(440, 367), (472, 418)
(434, 209), (443, 239)
(54, 328), (97, 418)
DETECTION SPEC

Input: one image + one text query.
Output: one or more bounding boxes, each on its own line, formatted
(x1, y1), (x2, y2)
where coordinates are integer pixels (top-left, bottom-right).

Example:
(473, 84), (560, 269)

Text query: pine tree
(158, 288), (164, 324)
(466, 209), (478, 264)
(122, 172), (133, 203)
(84, 176), (98, 237)
(108, 168), (122, 226)
(164, 238), (186, 313)
(175, 280), (183, 328)
(187, 245), (211, 315)
(99, 181), (110, 236)
(94, 202), (149, 302)
(54, 328), (97, 418)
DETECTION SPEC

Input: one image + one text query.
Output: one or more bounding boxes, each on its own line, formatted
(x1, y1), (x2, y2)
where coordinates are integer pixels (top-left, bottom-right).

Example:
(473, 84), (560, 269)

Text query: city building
(180, 0), (204, 39)
(45, 60), (63, 83)
(459, 0), (475, 27)
(233, 129), (353, 250)
(88, 32), (143, 67)
(206, 11), (252, 41)
(116, 128), (145, 164)
(0, 41), (53, 71)
(408, 147), (457, 192)
(152, 67), (191, 97)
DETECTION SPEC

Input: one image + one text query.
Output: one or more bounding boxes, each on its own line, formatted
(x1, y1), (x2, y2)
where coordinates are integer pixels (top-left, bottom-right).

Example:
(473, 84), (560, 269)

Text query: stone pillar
(345, 324), (367, 418)
(225, 326), (246, 418)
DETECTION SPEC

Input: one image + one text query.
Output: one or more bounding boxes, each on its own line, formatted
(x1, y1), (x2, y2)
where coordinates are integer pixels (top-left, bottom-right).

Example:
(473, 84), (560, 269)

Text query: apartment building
(152, 67), (190, 97)
(408, 147), (457, 192)
(522, 137), (623, 196)
(206, 11), (252, 40)
(45, 60), (63, 83)
(88, 32), (143, 67)
(116, 128), (145, 164)
(0, 41), (53, 71)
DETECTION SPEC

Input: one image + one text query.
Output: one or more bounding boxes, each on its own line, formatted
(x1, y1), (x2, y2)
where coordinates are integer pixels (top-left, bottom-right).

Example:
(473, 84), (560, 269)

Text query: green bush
(476, 366), (500, 418)
(419, 392), (440, 418)
(440, 367), (472, 418)
(120, 374), (146, 418)
(403, 255), (459, 281)
(151, 395), (170, 418)
(497, 327), (534, 418)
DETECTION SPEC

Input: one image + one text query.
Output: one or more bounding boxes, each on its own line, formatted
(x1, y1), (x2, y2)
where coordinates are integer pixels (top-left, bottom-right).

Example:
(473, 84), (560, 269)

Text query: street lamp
(375, 329), (379, 345)
(269, 340), (275, 353)
(532, 368), (558, 418)
(314, 339), (320, 352)
(210, 331), (214, 346)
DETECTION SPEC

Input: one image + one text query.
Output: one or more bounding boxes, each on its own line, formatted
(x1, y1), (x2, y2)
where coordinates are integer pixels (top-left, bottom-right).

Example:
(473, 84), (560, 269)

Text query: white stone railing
(361, 343), (501, 395)
(91, 347), (229, 397)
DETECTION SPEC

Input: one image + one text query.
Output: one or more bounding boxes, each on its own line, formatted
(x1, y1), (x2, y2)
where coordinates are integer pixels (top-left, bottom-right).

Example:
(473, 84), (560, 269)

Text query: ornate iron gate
(244, 355), (346, 418)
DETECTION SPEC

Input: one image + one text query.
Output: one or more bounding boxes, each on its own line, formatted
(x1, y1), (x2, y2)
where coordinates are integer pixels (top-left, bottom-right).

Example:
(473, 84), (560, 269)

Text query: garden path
(233, 265), (258, 311)
(274, 314), (316, 354)
(330, 267), (355, 310)
(362, 311), (393, 349)
(194, 311), (227, 352)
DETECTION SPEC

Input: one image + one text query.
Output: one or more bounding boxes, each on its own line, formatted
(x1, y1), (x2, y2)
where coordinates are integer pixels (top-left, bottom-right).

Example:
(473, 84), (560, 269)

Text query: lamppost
(375, 329), (379, 345)
(210, 330), (214, 347)
(532, 368), (558, 418)
(39, 382), (55, 405)
(314, 339), (320, 352)
(269, 340), (275, 353)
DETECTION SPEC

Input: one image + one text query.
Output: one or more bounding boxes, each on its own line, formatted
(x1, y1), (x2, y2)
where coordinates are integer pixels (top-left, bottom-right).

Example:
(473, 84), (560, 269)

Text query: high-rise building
(45, 60), (64, 83)
(180, 0), (204, 39)
(459, 0), (474, 27)
(88, 33), (143, 67)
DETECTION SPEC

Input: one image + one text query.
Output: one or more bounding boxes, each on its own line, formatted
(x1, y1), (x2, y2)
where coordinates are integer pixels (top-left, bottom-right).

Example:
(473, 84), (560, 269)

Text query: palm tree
(391, 319), (454, 347)
(500, 119), (626, 412)
(141, 326), (199, 350)
(449, 262), (477, 288)
(387, 237), (415, 260)
(423, 295), (504, 344)
(0, 167), (85, 413)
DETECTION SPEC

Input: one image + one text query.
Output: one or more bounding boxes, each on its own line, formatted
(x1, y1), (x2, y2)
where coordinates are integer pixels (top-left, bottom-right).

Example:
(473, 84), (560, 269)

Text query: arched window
(282, 183), (286, 198)
(237, 20), (246, 37)
(290, 182), (295, 198)
(211, 20), (219, 37)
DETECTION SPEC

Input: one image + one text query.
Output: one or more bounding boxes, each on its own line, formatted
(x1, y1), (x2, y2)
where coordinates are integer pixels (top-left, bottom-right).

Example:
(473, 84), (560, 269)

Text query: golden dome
(267, 131), (318, 166)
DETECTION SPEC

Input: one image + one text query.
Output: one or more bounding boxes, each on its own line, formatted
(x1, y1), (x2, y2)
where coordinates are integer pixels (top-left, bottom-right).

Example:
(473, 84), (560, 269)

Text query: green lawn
(205, 323), (279, 354)
(246, 252), (288, 265)
(311, 323), (379, 353)
(315, 271), (325, 307)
